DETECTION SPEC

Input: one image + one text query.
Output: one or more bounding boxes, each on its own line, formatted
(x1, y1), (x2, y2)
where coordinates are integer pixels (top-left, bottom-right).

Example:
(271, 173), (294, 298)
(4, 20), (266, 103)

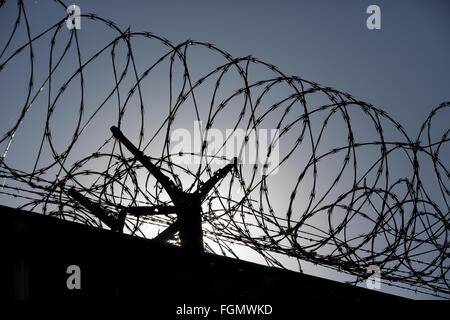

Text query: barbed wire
(0, 0), (448, 298)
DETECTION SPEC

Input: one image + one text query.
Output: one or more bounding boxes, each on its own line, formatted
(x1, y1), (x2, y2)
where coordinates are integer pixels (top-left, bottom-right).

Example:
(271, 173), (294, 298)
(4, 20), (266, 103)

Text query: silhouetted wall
(1, 205), (406, 302)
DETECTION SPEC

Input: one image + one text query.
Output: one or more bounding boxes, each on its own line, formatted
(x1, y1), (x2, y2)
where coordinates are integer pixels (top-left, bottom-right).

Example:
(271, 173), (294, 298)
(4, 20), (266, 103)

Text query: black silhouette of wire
(0, 0), (448, 298)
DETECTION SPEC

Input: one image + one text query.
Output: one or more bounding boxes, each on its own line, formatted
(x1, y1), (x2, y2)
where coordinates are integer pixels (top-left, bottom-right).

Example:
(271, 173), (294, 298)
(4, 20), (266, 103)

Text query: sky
(44, 0), (449, 134)
(0, 0), (449, 299)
